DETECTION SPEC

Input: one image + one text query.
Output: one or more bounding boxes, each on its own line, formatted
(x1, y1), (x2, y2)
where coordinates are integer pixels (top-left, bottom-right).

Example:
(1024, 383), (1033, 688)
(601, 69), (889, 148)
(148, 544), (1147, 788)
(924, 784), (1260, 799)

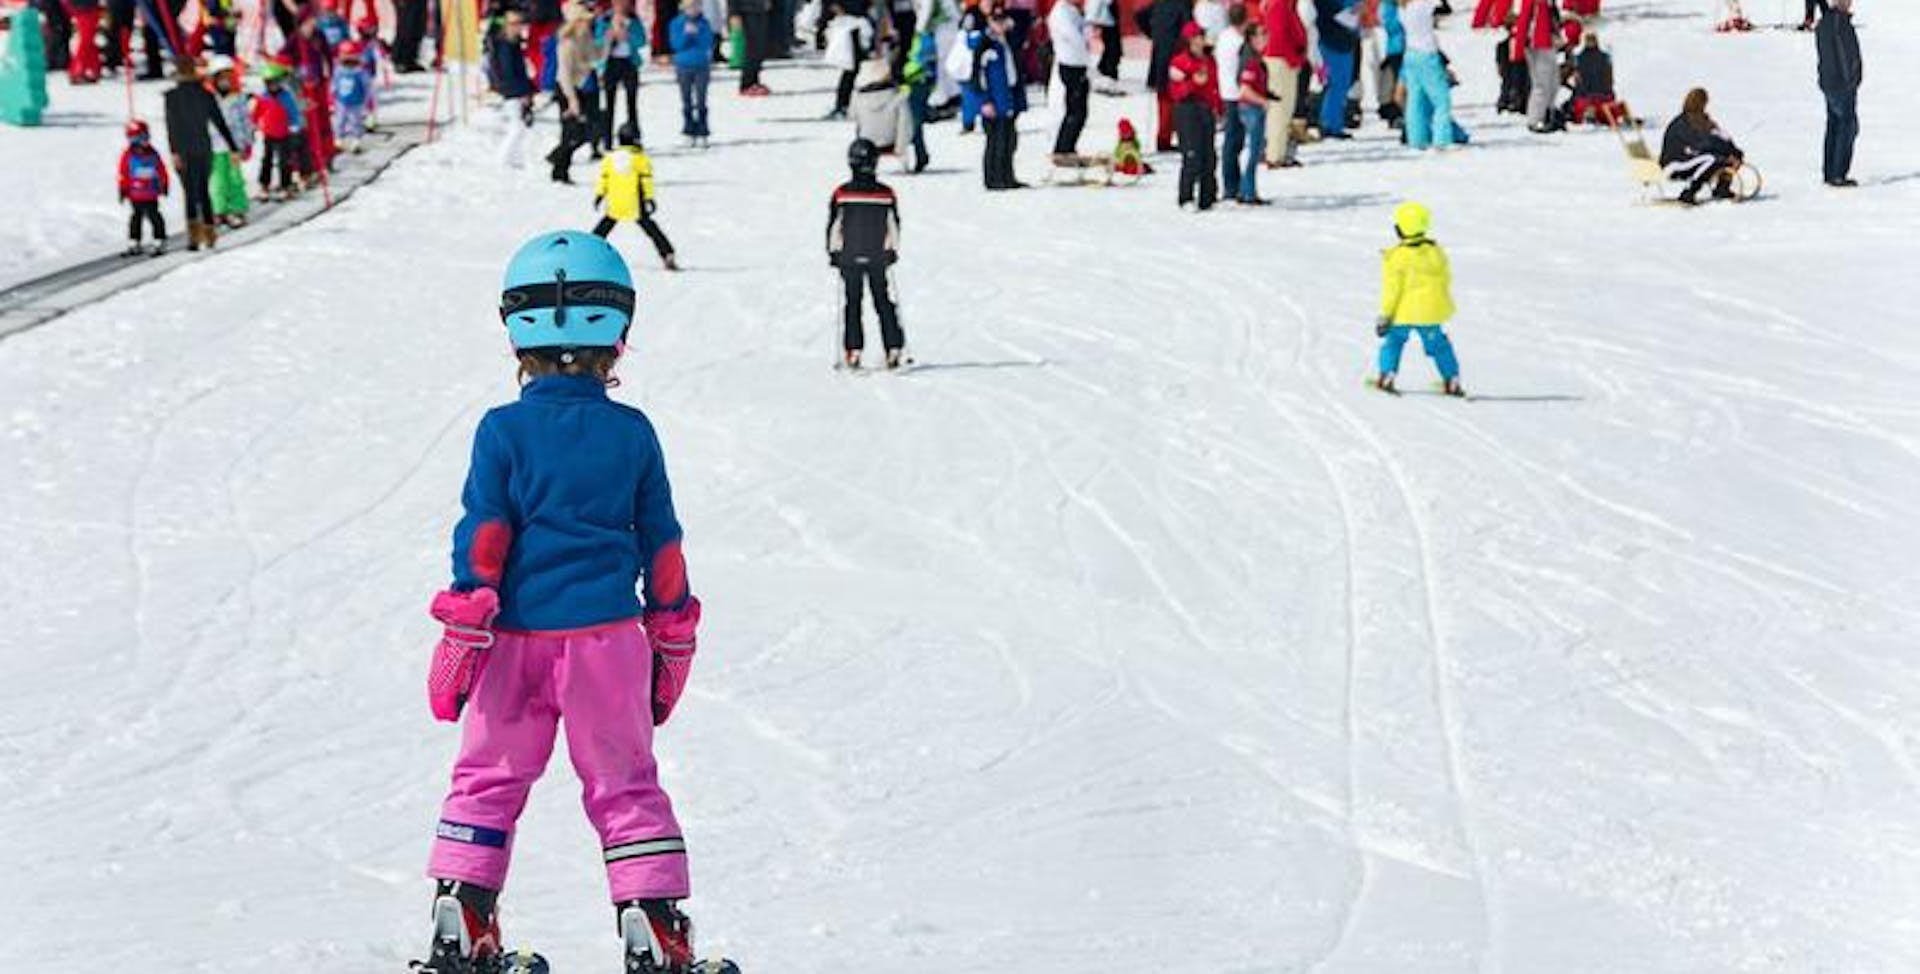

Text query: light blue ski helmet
(498, 231), (636, 350)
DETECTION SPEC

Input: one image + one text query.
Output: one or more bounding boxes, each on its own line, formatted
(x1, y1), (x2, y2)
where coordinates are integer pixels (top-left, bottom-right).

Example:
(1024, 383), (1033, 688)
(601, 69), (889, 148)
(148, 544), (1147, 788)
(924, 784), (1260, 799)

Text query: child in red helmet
(117, 120), (171, 257)
(1112, 117), (1148, 177)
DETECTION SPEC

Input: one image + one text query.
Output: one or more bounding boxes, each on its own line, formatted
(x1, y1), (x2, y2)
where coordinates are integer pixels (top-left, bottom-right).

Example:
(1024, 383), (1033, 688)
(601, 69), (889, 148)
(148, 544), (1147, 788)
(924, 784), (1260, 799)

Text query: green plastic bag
(210, 151), (251, 218)
(727, 18), (744, 70)
(0, 4), (50, 127)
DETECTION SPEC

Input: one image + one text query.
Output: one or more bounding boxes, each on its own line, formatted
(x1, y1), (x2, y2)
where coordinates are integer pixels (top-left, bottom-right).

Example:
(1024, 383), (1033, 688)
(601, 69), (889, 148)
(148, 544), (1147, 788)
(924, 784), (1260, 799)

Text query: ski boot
(1441, 376), (1465, 398)
(617, 899), (696, 974)
(1374, 371), (1398, 394)
(412, 880), (503, 974)
(663, 253), (681, 272)
(841, 349), (862, 370)
(883, 347), (909, 370)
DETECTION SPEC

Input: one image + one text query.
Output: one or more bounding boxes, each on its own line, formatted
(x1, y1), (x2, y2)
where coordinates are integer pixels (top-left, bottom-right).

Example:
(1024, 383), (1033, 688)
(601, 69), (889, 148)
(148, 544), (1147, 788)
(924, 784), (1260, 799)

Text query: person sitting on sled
(1374, 201), (1464, 397)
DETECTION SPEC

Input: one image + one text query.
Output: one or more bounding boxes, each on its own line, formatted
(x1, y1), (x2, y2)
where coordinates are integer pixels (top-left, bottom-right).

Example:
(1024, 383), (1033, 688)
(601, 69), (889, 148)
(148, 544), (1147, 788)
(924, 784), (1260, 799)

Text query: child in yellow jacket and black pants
(1374, 201), (1463, 397)
(593, 125), (680, 271)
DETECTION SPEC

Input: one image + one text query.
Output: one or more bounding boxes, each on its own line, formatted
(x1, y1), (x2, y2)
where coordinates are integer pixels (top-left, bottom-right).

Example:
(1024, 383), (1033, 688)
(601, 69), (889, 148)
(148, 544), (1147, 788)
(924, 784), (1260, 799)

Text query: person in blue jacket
(1314, 0), (1361, 138)
(668, 0), (715, 147)
(418, 230), (708, 974)
(966, 4), (1026, 190)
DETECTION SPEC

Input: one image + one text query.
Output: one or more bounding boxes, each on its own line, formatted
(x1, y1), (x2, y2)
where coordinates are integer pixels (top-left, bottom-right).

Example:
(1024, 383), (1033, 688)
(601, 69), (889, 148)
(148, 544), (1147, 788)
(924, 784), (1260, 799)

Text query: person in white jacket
(1048, 0), (1091, 158)
(824, 7), (875, 118)
(1215, 4), (1248, 197)
(917, 0), (963, 105)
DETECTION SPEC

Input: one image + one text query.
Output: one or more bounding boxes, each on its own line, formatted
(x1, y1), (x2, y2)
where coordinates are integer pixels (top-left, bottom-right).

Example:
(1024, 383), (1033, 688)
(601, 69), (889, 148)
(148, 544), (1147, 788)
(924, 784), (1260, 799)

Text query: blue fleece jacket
(450, 374), (686, 631)
(669, 13), (715, 70)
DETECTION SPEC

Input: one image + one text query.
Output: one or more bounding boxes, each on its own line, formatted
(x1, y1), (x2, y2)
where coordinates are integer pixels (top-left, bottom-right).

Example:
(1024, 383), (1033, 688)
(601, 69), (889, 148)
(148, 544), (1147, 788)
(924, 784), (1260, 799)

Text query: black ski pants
(259, 136), (294, 190)
(592, 214), (676, 260)
(128, 200), (166, 242)
(602, 56), (640, 146)
(1174, 101), (1217, 208)
(1054, 64), (1089, 155)
(840, 261), (903, 351)
(1096, 22), (1121, 81)
(982, 112), (1019, 188)
(738, 11), (770, 90)
(178, 152), (214, 223)
(393, 0), (428, 67)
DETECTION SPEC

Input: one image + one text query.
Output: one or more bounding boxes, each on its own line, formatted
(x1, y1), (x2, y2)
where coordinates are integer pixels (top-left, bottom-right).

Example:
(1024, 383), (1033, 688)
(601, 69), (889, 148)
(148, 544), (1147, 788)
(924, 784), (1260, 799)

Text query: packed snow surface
(3, 3), (1917, 971)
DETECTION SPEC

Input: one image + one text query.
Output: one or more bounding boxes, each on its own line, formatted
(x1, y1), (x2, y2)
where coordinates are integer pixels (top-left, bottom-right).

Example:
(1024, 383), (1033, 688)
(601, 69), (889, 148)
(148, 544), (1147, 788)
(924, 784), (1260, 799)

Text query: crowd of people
(79, 0), (391, 255)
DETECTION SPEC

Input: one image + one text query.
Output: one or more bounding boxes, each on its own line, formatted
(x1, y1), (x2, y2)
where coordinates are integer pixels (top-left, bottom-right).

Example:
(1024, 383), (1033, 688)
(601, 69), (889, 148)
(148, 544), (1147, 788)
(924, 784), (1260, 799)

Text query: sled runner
(1042, 153), (1142, 187)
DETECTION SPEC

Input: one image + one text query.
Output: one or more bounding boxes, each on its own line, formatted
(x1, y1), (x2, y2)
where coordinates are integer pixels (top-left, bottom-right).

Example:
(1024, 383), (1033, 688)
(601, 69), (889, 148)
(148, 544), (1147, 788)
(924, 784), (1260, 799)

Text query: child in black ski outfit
(827, 138), (908, 370)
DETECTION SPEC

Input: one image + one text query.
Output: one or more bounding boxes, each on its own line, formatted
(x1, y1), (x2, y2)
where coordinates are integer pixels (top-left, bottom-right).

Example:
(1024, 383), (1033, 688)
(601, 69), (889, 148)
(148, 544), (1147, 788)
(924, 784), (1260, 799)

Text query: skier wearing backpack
(1373, 201), (1463, 396)
(827, 139), (908, 370)
(417, 229), (706, 974)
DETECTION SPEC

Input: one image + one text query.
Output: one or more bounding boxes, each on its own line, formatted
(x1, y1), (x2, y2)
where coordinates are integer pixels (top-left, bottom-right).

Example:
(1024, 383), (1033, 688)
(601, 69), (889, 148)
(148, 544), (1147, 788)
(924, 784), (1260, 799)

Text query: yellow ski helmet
(1393, 201), (1432, 238)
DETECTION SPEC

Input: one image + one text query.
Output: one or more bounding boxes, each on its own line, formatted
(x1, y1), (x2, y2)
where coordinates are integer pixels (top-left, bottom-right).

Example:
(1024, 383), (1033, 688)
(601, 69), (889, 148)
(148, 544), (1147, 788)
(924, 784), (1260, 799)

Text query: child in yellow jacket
(593, 125), (679, 271)
(1374, 201), (1463, 396)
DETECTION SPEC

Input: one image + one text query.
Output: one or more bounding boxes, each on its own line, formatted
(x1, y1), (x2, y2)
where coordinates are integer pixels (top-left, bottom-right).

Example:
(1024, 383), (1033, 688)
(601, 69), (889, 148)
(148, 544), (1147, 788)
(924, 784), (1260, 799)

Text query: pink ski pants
(428, 620), (689, 902)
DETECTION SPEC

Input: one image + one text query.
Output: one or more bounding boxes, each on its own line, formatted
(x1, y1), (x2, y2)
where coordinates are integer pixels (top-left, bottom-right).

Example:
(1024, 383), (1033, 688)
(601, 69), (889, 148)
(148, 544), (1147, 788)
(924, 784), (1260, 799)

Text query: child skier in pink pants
(419, 230), (705, 974)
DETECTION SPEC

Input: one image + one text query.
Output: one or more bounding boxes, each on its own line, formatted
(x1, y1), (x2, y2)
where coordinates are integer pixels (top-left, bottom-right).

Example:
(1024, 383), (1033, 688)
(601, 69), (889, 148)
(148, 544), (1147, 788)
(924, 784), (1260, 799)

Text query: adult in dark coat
(1813, 0), (1861, 187)
(1135, 0), (1191, 152)
(734, 0), (774, 93)
(162, 57), (239, 249)
(392, 0), (429, 70)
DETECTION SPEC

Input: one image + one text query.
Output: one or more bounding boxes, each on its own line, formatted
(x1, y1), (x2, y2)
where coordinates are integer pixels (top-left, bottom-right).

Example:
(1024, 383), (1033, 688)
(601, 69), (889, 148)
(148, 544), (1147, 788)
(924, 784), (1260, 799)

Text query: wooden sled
(1613, 118), (1762, 205)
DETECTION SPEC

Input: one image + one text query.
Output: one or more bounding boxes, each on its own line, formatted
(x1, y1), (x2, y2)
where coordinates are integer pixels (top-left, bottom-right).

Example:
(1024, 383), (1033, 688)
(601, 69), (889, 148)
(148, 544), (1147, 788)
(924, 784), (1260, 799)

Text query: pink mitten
(427, 587), (501, 723)
(643, 596), (702, 726)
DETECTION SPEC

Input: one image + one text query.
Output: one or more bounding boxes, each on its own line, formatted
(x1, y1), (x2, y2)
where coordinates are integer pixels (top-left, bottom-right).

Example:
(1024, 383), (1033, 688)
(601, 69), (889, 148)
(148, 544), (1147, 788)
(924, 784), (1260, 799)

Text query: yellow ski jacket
(1380, 237), (1456, 325)
(596, 147), (657, 222)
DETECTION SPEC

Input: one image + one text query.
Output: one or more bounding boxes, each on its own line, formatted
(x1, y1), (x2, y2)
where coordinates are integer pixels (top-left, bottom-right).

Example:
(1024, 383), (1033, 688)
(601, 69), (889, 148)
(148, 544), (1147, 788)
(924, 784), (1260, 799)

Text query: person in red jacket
(250, 69), (298, 198)
(1512, 0), (1560, 131)
(1168, 21), (1221, 209)
(118, 120), (171, 256)
(1260, 0), (1308, 167)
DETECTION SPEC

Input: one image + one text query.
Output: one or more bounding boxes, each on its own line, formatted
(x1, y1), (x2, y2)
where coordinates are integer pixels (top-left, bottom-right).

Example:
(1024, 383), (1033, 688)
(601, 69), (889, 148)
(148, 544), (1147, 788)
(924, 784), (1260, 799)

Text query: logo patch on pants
(437, 820), (510, 848)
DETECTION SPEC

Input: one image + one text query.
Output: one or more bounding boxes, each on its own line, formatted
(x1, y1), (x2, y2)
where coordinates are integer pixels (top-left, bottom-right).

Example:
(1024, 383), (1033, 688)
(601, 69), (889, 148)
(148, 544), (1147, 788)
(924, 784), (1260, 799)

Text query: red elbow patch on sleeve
(649, 539), (688, 607)
(470, 520), (513, 586)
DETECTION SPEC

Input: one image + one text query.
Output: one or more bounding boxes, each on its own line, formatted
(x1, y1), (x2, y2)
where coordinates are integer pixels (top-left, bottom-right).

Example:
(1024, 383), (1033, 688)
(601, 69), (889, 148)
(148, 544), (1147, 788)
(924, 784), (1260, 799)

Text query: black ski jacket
(1815, 7), (1862, 93)
(163, 81), (238, 158)
(827, 178), (900, 265)
(1141, 0), (1190, 90)
(1659, 115), (1737, 166)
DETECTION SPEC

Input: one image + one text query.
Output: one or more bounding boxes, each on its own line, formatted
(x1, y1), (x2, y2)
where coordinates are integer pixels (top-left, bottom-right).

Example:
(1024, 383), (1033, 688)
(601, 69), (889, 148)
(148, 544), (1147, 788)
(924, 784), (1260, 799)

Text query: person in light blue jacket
(668, 0), (715, 146)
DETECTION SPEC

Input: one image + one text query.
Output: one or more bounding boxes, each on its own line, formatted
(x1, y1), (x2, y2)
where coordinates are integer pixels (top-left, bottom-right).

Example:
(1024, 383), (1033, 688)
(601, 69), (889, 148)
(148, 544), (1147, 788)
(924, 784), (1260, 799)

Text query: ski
(407, 951), (739, 974)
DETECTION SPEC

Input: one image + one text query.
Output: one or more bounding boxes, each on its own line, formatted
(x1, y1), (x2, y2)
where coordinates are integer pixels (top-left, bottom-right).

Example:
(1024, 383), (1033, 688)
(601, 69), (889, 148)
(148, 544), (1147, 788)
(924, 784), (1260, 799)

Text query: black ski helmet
(847, 138), (879, 176)
(618, 123), (642, 149)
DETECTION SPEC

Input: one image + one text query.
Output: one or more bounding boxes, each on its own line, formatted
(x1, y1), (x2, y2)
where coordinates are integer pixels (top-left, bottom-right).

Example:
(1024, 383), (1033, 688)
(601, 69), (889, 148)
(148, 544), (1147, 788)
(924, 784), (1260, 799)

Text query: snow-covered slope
(3, 4), (1917, 971)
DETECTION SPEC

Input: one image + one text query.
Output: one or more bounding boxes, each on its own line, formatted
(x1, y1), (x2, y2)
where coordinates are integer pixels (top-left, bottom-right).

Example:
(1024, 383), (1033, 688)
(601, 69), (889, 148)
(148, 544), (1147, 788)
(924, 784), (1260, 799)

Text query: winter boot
(200, 222), (219, 249)
(186, 221), (204, 252)
(884, 347), (907, 370)
(413, 880), (503, 974)
(663, 253), (680, 272)
(842, 348), (862, 370)
(123, 240), (144, 257)
(617, 899), (696, 974)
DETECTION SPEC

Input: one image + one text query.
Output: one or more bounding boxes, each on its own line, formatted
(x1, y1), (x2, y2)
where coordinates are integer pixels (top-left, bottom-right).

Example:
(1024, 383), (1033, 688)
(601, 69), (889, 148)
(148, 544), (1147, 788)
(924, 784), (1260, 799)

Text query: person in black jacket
(1814, 0), (1861, 187)
(491, 12), (537, 166)
(1659, 87), (1741, 205)
(1136, 0), (1191, 152)
(163, 57), (239, 250)
(734, 0), (774, 94)
(393, 0), (429, 70)
(827, 139), (907, 370)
